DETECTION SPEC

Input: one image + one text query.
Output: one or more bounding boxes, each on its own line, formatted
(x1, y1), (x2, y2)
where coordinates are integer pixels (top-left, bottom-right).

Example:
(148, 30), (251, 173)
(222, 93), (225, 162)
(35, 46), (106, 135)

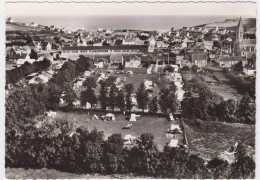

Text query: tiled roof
(191, 53), (207, 60)
(241, 39), (256, 45)
(62, 45), (148, 51)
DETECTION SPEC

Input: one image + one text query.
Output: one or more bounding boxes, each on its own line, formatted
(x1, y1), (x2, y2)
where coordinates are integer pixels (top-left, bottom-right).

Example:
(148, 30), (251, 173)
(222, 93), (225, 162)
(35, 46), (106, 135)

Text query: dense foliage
(181, 77), (256, 124)
(5, 121), (255, 179)
(6, 56), (92, 130)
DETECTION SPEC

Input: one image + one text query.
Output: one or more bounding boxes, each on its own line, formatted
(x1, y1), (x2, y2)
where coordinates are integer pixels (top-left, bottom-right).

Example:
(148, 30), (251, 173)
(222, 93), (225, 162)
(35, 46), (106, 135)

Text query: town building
(191, 53), (207, 67)
(233, 17), (256, 58)
(215, 56), (247, 68)
(61, 45), (148, 59)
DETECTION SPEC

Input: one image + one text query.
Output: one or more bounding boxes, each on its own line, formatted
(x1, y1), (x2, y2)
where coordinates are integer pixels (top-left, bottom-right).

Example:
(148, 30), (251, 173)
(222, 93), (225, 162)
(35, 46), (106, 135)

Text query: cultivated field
(43, 111), (173, 151)
(183, 119), (255, 161)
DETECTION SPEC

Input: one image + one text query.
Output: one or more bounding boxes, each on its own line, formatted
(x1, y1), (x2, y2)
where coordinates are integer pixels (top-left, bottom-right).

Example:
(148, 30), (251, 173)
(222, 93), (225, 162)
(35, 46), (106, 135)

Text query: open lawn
(6, 168), (150, 179)
(44, 111), (173, 151)
(183, 119), (255, 161)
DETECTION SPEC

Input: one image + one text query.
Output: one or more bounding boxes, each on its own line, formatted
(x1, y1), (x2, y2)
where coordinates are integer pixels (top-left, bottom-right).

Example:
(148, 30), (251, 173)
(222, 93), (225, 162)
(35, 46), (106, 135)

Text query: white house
(125, 56), (141, 68)
(243, 66), (256, 76)
(16, 55), (35, 65)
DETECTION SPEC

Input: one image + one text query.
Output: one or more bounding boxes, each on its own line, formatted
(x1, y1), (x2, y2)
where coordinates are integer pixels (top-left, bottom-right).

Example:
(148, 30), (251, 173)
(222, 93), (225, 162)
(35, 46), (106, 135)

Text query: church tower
(234, 17), (244, 56)
(236, 17), (244, 42)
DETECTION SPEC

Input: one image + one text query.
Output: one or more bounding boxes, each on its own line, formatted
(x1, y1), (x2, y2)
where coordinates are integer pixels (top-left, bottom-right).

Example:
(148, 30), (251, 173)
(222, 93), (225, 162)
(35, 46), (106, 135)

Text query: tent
(170, 124), (181, 131)
(124, 134), (136, 145)
(86, 102), (91, 109)
(169, 113), (175, 121)
(129, 113), (140, 122)
(92, 114), (99, 120)
(168, 139), (179, 148)
(46, 110), (57, 117)
(106, 113), (116, 121)
(73, 100), (81, 107)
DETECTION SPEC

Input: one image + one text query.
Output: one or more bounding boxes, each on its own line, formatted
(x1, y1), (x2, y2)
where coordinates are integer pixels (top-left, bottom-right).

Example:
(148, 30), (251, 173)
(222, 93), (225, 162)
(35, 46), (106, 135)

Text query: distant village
(6, 16), (256, 77)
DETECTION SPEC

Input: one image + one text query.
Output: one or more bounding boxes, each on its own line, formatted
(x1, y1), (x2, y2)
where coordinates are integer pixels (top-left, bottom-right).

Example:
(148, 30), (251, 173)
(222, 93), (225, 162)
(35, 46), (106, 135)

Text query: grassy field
(6, 168), (151, 179)
(183, 119), (255, 161)
(43, 111), (173, 151)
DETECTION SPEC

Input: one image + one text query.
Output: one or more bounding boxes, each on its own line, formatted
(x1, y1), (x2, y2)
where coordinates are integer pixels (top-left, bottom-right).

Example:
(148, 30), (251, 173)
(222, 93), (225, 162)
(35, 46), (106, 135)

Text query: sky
(5, 1), (256, 17)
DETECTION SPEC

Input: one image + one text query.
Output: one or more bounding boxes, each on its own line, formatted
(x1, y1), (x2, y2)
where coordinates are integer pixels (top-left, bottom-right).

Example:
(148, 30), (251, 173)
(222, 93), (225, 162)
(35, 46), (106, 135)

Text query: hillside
(205, 18), (239, 28)
(6, 22), (44, 32)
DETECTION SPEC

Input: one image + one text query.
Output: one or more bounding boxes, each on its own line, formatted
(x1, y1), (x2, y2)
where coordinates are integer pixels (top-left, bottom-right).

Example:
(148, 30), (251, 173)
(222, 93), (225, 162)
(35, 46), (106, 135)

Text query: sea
(11, 15), (238, 31)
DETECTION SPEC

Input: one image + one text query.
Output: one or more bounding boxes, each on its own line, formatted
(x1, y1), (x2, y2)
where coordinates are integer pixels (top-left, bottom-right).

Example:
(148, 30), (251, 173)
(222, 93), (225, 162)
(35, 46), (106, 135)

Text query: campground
(41, 110), (173, 151)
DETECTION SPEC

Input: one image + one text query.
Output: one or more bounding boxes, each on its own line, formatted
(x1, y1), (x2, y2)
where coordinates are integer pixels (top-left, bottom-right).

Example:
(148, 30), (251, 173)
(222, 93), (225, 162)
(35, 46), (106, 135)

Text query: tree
(159, 88), (171, 114)
(99, 81), (108, 111)
(116, 90), (125, 112)
(207, 158), (231, 179)
(63, 83), (77, 106)
(233, 61), (243, 71)
(103, 134), (125, 174)
(159, 87), (177, 114)
(181, 65), (190, 72)
(213, 41), (221, 49)
(186, 155), (209, 178)
(130, 133), (160, 175)
(230, 143), (255, 179)
(136, 82), (149, 112)
(108, 84), (117, 111)
(191, 65), (199, 73)
(148, 97), (158, 114)
(215, 99), (237, 122)
(30, 49), (38, 59)
(237, 94), (255, 124)
(80, 88), (97, 109)
(168, 92), (178, 114)
(125, 83), (134, 112)
(163, 65), (175, 73)
(83, 77), (97, 89)
(158, 147), (189, 178)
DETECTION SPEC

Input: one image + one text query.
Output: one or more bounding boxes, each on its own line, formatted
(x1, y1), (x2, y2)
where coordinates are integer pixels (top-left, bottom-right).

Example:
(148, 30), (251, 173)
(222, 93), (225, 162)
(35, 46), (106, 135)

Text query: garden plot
(183, 119), (255, 162)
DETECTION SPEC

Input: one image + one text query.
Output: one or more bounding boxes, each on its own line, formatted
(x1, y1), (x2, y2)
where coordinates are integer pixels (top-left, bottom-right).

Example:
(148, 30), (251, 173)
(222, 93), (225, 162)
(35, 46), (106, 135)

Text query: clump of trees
(223, 68), (255, 99)
(6, 56), (92, 131)
(6, 58), (51, 84)
(181, 77), (256, 124)
(5, 121), (255, 179)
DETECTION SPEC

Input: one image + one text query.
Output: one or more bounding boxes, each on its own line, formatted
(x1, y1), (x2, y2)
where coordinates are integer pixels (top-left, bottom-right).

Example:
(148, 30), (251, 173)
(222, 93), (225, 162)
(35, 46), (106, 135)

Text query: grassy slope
(183, 119), (255, 161)
(6, 168), (151, 179)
